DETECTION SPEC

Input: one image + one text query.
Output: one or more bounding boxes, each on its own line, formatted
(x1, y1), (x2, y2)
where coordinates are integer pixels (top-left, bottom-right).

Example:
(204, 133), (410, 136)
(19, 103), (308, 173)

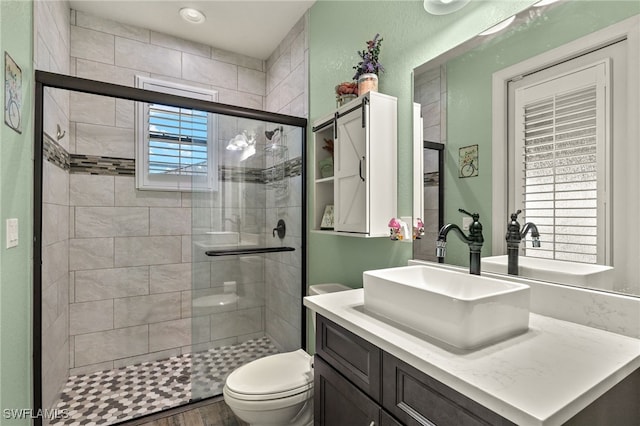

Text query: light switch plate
(462, 216), (473, 231)
(6, 218), (18, 248)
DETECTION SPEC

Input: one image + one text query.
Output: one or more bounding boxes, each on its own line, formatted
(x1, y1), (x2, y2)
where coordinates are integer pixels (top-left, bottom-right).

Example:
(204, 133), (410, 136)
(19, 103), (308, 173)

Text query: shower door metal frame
(32, 70), (308, 425)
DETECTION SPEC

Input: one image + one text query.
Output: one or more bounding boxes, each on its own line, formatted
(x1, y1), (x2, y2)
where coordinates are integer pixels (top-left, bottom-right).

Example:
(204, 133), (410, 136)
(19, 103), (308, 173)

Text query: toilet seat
(225, 349), (313, 401)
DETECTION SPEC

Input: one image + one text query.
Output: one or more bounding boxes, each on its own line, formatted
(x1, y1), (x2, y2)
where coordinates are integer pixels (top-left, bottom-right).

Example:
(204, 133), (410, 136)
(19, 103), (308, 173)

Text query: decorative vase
(357, 73), (378, 95)
(319, 157), (334, 178)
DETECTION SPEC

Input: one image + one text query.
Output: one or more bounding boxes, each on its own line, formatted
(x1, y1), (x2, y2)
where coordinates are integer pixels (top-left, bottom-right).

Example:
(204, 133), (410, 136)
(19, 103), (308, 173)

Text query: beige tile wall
(39, 5), (307, 383)
(265, 12), (309, 118)
(35, 0), (71, 412)
(262, 12), (307, 351)
(66, 10), (286, 374)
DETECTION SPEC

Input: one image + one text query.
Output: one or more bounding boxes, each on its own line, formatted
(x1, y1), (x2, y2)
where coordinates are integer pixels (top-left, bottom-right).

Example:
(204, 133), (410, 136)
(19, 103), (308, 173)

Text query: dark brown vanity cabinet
(314, 315), (514, 426)
(382, 353), (515, 426)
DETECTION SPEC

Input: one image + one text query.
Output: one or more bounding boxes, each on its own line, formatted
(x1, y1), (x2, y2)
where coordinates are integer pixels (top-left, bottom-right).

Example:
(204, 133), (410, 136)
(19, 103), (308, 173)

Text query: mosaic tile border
(42, 137), (302, 183)
(43, 132), (70, 171)
(70, 155), (136, 176)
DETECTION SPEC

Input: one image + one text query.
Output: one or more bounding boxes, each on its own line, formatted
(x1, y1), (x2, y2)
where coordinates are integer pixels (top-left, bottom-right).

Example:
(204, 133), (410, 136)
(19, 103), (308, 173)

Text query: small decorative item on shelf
(319, 157), (333, 178)
(319, 138), (334, 178)
(321, 205), (335, 230)
(388, 217), (402, 240)
(353, 34), (384, 96)
(414, 218), (425, 239)
(357, 73), (378, 95)
(335, 82), (358, 107)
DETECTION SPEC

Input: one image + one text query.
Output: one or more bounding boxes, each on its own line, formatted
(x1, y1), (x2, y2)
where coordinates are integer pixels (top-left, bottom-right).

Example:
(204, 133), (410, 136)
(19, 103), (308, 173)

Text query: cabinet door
(381, 411), (403, 426)
(316, 315), (382, 401)
(335, 104), (368, 233)
(314, 355), (381, 426)
(382, 353), (516, 426)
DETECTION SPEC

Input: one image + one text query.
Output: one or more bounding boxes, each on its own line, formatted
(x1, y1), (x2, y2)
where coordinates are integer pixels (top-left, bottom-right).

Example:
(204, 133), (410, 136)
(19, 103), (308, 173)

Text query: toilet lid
(225, 349), (313, 399)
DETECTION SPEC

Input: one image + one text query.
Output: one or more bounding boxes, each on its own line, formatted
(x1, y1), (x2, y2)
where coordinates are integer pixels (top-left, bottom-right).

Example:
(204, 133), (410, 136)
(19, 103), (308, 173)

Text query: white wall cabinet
(312, 91), (397, 237)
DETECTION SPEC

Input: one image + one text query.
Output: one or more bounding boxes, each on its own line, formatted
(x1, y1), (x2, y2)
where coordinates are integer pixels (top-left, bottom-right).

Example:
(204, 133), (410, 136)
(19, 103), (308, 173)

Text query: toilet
(223, 283), (350, 426)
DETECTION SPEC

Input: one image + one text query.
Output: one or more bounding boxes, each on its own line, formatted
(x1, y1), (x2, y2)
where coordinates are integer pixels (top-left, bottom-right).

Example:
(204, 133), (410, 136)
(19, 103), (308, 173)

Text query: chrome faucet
(505, 210), (540, 275)
(436, 209), (484, 275)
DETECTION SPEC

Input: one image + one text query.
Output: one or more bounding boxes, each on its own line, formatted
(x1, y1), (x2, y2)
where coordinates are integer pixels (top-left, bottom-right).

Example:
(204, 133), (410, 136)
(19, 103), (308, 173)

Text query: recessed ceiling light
(423, 0), (471, 15)
(479, 15), (516, 36)
(179, 7), (206, 24)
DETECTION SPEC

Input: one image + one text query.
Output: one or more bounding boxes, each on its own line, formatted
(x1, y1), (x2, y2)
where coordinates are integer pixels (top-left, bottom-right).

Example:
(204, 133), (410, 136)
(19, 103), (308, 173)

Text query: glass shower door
(190, 117), (304, 401)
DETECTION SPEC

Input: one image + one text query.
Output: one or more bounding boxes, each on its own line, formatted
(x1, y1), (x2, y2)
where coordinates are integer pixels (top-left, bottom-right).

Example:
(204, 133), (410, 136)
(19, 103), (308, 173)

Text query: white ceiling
(69, 0), (315, 60)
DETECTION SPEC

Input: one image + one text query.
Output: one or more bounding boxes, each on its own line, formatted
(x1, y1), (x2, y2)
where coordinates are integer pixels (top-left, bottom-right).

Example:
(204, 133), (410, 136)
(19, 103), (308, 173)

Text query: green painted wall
(306, 0), (536, 348)
(443, 0), (640, 267)
(1, 0), (33, 423)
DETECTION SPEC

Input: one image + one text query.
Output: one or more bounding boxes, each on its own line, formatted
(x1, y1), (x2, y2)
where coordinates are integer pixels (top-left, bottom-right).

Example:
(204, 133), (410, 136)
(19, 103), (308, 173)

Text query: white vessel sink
(481, 255), (614, 290)
(363, 265), (530, 350)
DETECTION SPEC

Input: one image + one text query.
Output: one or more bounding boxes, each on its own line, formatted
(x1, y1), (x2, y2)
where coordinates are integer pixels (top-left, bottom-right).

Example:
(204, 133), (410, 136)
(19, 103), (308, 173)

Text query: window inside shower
(35, 73), (306, 425)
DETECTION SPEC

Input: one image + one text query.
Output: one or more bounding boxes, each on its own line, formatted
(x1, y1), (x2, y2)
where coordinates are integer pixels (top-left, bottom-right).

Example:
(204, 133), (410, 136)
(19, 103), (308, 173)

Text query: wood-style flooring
(121, 397), (247, 426)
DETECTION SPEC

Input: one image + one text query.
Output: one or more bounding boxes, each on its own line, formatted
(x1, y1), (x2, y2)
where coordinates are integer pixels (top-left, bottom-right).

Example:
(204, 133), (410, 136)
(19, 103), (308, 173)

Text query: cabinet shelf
(315, 176), (335, 184)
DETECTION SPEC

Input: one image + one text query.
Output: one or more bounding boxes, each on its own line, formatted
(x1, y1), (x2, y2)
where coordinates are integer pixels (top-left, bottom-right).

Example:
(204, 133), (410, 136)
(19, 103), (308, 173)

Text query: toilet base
(223, 386), (313, 426)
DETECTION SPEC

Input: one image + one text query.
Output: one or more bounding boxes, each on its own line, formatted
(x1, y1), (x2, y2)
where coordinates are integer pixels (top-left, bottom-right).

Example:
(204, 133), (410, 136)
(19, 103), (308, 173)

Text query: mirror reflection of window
(510, 53), (615, 265)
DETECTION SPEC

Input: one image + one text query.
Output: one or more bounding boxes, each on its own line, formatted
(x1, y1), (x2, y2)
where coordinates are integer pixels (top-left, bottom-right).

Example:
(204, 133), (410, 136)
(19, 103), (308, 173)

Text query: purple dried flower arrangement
(352, 34), (384, 80)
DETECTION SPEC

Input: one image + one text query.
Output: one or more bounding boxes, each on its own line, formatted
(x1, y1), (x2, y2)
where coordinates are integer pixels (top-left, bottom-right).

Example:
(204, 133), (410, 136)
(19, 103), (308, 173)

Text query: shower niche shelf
(312, 91), (397, 237)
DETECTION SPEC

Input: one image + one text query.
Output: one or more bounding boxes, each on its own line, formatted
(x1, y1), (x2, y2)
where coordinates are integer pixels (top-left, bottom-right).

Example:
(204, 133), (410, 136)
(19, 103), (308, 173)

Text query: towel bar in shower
(205, 246), (295, 257)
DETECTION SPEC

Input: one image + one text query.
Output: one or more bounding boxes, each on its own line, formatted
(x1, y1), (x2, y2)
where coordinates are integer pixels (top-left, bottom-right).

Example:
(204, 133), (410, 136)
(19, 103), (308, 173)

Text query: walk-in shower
(34, 71), (306, 425)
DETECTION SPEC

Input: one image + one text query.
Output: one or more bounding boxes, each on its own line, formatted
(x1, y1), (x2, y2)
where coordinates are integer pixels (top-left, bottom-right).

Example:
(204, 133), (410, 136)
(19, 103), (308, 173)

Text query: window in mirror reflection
(511, 56), (611, 264)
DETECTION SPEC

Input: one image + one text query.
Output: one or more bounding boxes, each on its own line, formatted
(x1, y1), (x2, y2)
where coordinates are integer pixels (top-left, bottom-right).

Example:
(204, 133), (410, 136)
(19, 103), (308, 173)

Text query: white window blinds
(135, 76), (218, 191)
(148, 105), (208, 176)
(514, 61), (609, 264)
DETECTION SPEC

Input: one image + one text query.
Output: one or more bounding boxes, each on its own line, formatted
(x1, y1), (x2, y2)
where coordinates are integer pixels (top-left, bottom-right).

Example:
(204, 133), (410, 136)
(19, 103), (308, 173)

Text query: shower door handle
(359, 156), (365, 182)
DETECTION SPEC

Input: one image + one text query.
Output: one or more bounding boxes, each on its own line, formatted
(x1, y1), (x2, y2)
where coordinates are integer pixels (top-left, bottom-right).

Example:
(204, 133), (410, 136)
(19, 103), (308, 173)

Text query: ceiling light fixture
(534, 0), (561, 6)
(179, 7), (206, 24)
(478, 15), (516, 36)
(423, 0), (471, 15)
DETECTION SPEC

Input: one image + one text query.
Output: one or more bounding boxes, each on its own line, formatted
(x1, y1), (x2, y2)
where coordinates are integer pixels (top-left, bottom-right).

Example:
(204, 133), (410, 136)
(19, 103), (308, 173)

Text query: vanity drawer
(314, 355), (382, 426)
(316, 314), (382, 402)
(382, 352), (515, 426)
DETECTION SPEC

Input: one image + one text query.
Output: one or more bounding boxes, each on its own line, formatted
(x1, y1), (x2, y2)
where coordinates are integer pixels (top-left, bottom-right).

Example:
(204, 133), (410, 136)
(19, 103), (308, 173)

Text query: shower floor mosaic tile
(49, 337), (279, 426)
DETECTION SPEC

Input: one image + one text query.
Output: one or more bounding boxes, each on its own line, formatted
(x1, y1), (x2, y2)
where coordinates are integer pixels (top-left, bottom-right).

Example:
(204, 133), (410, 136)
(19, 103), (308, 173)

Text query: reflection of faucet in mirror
(436, 209), (484, 275)
(506, 210), (540, 276)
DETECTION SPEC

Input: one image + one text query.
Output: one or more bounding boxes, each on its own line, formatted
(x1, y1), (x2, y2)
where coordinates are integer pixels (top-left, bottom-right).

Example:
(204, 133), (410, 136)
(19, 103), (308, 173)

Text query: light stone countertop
(304, 289), (640, 426)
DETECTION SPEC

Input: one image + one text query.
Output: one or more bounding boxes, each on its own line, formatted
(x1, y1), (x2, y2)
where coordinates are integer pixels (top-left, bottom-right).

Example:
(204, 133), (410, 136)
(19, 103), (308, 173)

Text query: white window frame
(491, 15), (639, 267)
(135, 76), (218, 191)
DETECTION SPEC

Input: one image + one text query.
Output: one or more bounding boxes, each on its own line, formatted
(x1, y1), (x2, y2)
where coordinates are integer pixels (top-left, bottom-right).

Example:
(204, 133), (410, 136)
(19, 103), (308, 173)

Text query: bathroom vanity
(305, 289), (640, 426)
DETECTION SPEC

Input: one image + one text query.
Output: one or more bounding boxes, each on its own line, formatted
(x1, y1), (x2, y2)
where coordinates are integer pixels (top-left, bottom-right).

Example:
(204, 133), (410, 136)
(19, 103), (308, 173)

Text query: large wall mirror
(413, 0), (639, 297)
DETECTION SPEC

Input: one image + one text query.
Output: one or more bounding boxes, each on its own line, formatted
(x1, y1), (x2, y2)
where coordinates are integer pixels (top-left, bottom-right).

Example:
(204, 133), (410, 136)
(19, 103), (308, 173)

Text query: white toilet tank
(308, 283), (350, 328)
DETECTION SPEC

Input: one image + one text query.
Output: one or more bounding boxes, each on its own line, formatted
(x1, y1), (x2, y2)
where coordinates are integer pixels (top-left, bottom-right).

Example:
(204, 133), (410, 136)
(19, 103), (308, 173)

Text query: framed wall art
(4, 51), (22, 134)
(458, 144), (478, 178)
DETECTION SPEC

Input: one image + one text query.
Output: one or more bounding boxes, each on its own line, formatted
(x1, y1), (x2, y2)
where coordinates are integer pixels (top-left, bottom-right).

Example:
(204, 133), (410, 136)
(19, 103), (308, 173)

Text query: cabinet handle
(359, 156), (365, 181)
(334, 112), (338, 138)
